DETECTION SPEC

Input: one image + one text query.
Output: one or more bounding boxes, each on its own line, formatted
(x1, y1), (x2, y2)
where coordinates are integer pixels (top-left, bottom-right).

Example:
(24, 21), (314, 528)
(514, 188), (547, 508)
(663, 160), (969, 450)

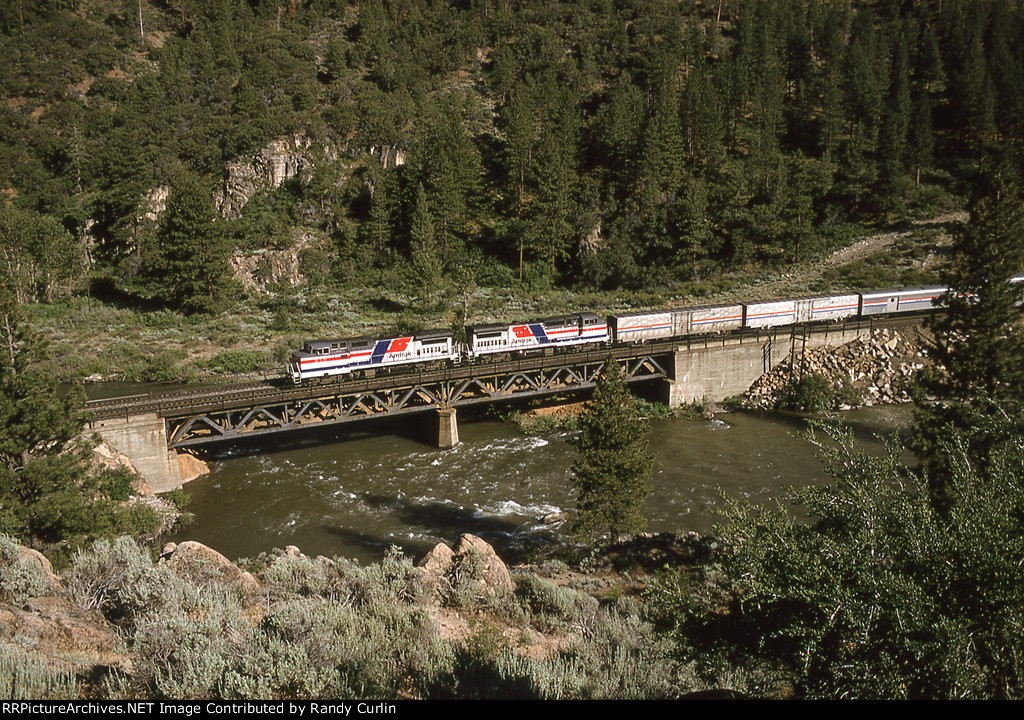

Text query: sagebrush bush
(330, 546), (421, 608)
(261, 553), (335, 602)
(514, 573), (598, 632)
(0, 535), (53, 603)
(566, 600), (688, 698)
(64, 537), (175, 621)
(0, 643), (79, 699)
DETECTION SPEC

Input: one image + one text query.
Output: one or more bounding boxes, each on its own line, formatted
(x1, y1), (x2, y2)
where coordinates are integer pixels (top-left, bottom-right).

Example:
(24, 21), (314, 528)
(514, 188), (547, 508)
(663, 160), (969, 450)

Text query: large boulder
(176, 452), (210, 484)
(454, 534), (514, 594)
(417, 543), (455, 601)
(161, 541), (261, 598)
(416, 534), (514, 604)
(16, 546), (62, 595)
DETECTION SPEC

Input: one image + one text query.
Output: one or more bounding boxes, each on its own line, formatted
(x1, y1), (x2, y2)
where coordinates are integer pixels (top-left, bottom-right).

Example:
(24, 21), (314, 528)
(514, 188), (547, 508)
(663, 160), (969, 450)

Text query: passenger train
(286, 282), (1021, 384)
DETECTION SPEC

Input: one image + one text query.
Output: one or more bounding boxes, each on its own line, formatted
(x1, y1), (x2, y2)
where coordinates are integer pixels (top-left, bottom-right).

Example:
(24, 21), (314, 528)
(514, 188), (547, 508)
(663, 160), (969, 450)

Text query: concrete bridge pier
(437, 407), (460, 449)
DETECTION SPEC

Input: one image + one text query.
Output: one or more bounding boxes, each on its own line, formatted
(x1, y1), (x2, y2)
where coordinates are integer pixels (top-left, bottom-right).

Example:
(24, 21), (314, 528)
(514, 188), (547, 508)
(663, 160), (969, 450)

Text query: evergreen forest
(2, 0), (1023, 319)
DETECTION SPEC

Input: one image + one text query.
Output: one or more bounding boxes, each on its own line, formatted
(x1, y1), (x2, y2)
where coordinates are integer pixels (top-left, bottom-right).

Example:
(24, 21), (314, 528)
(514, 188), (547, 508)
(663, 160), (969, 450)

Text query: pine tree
(410, 182), (440, 283)
(914, 169), (1024, 487)
(908, 90), (933, 188)
(523, 89), (580, 282)
(0, 286), (159, 552)
(141, 169), (233, 314)
(361, 158), (397, 263)
(571, 359), (653, 542)
(0, 287), (84, 471)
(877, 32), (912, 191)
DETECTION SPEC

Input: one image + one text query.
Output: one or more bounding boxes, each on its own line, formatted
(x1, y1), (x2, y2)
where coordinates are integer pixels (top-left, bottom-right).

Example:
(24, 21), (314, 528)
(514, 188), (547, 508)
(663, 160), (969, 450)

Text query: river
(159, 403), (915, 564)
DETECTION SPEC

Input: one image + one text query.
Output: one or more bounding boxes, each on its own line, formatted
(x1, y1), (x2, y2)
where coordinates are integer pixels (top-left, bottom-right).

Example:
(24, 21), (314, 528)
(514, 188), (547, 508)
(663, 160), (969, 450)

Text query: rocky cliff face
(215, 134), (323, 219)
(141, 185), (170, 223)
(228, 228), (327, 292)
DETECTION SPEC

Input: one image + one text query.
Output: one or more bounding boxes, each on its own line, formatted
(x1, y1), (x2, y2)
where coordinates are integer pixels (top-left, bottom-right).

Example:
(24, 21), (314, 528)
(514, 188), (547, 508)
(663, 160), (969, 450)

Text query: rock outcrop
(160, 541), (261, 597)
(141, 185), (170, 223)
(176, 452), (209, 485)
(15, 546), (63, 595)
(745, 328), (925, 410)
(215, 134), (319, 219)
(455, 533), (514, 593)
(417, 533), (513, 602)
(228, 229), (328, 293)
(0, 597), (122, 672)
(92, 441), (138, 476)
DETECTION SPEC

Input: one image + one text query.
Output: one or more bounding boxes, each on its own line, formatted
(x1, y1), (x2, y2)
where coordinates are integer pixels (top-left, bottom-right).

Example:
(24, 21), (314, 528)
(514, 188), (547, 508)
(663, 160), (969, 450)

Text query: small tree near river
(570, 358), (653, 542)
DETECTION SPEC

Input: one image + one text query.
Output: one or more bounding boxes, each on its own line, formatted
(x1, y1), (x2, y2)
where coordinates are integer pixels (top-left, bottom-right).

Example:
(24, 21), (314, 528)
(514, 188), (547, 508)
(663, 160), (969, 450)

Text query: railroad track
(85, 379), (285, 418)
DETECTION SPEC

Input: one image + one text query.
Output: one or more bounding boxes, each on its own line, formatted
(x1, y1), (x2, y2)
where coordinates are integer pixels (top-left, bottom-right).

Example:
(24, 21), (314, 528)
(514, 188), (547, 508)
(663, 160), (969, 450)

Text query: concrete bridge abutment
(662, 322), (882, 406)
(91, 414), (184, 493)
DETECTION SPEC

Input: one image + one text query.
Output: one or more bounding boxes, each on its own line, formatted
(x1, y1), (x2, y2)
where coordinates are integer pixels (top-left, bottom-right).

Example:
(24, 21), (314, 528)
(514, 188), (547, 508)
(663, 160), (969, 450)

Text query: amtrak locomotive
(286, 282), (1018, 384)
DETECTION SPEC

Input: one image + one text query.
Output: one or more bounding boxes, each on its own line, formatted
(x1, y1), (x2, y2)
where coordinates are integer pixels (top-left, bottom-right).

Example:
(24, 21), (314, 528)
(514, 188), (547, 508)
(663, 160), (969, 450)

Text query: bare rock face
(369, 144), (406, 169)
(454, 534), (514, 594)
(93, 441), (138, 475)
(176, 452), (210, 485)
(80, 218), (99, 266)
(579, 220), (605, 257)
(417, 543), (456, 601)
(229, 229), (325, 293)
(215, 134), (316, 219)
(91, 442), (154, 495)
(161, 541), (261, 598)
(141, 184), (170, 223)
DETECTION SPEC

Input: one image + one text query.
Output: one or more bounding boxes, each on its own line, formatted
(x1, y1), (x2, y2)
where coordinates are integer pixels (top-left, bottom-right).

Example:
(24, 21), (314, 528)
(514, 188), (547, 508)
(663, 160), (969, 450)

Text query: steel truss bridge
(87, 345), (677, 448)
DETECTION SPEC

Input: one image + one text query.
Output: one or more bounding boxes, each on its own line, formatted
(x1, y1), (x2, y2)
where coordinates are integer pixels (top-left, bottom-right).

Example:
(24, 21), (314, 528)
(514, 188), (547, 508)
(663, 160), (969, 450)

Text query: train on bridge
(287, 280), (1024, 384)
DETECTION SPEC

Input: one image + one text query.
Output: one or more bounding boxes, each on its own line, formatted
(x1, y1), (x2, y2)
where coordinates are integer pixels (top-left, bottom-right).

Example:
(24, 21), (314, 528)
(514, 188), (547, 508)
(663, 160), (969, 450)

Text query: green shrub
(514, 574), (598, 632)
(99, 468), (135, 502)
(202, 350), (270, 375)
(64, 537), (181, 622)
(262, 554), (334, 601)
(782, 372), (835, 411)
(836, 379), (864, 407)
(142, 349), (191, 383)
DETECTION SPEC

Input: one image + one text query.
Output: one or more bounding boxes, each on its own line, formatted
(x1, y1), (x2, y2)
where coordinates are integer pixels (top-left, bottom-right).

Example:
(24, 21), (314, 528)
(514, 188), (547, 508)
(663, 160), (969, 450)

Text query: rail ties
(85, 379), (285, 418)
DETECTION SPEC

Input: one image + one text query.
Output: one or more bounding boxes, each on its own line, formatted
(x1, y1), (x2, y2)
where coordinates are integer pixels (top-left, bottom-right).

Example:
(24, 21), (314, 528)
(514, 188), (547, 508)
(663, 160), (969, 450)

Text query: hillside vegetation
(3, 1), (1023, 383)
